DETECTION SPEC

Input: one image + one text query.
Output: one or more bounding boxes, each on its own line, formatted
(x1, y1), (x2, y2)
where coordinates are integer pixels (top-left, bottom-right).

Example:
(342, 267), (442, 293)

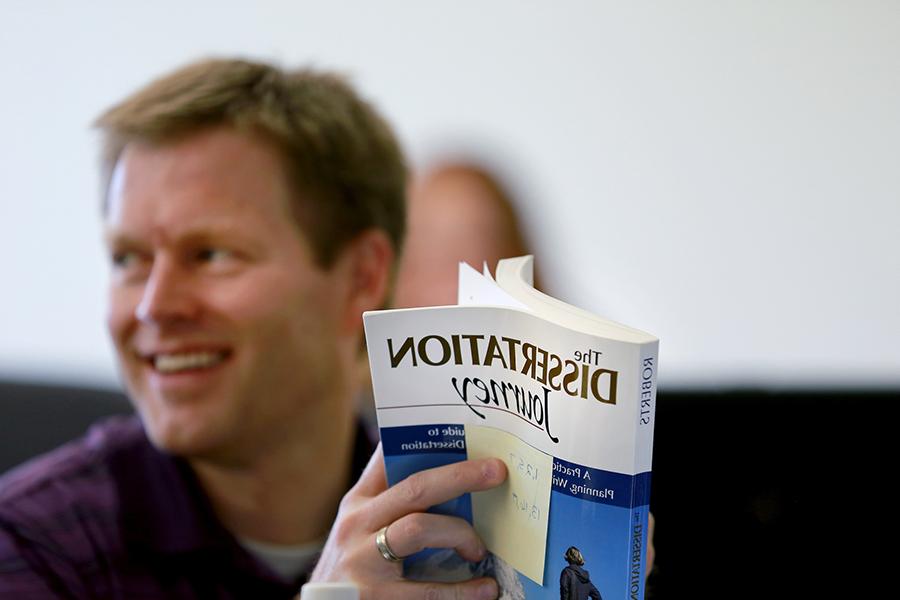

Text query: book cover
(363, 256), (658, 600)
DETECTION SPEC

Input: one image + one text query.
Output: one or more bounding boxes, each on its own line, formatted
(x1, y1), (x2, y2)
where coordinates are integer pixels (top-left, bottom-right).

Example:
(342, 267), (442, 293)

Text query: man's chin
(140, 413), (227, 459)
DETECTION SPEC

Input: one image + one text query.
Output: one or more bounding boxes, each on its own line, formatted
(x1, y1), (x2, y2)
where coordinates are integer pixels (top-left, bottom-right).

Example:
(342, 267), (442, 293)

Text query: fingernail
(475, 543), (487, 561)
(482, 459), (501, 481)
(478, 579), (498, 600)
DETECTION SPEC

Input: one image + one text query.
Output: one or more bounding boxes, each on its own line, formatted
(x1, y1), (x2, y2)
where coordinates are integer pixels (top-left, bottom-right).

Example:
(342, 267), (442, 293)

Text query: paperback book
(363, 256), (658, 600)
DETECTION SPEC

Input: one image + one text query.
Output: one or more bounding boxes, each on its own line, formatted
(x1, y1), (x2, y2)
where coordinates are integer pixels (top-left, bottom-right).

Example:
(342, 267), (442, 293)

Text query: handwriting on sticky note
(465, 425), (552, 585)
(509, 451), (542, 521)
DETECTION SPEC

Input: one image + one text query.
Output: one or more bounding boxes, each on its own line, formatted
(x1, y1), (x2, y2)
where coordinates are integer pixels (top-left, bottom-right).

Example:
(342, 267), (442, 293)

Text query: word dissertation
(364, 256), (658, 600)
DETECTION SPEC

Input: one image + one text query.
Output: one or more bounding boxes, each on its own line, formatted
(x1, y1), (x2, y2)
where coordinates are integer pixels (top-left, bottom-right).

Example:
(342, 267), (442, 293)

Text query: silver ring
(375, 525), (403, 563)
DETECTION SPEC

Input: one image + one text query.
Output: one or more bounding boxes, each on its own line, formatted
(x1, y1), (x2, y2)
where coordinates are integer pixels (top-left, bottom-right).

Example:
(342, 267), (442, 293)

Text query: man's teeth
(154, 352), (226, 373)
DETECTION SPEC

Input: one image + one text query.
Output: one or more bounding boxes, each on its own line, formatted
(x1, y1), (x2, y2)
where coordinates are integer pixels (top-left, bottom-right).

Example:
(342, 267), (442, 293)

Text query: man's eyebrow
(103, 229), (142, 248)
(187, 221), (246, 236)
(104, 222), (266, 251)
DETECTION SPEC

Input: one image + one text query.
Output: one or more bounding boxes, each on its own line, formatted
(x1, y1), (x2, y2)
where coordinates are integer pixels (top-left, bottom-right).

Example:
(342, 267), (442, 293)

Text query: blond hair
(96, 57), (406, 266)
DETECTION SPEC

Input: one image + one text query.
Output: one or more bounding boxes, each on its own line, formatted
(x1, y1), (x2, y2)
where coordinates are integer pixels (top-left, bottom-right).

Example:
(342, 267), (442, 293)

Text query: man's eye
(111, 251), (139, 268)
(197, 248), (231, 262)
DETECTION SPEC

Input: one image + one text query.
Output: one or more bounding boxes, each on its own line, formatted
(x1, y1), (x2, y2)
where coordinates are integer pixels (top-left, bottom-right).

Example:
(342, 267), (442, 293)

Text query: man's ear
(338, 229), (394, 333)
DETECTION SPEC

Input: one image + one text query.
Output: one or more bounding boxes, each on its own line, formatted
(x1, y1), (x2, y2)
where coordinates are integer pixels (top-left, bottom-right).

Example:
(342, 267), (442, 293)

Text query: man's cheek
(106, 292), (134, 337)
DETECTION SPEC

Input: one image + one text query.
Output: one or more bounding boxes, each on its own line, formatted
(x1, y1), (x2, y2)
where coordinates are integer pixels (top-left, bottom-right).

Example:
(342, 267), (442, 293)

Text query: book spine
(627, 341), (658, 600)
(636, 341), (658, 473)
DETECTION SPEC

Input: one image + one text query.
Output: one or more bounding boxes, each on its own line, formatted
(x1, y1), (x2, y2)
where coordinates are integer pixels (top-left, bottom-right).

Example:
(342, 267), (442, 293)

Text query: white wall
(1, 1), (898, 389)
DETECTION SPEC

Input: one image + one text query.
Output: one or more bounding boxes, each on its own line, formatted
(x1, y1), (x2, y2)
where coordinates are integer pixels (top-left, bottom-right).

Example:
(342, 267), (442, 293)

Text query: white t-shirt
(239, 536), (323, 582)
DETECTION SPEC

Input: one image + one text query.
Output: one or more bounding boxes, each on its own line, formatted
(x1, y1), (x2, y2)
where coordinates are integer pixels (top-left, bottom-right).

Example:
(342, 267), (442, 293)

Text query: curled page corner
(458, 260), (529, 310)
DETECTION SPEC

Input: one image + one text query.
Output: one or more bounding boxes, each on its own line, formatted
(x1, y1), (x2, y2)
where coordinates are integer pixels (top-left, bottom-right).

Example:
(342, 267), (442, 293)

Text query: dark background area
(1, 380), (894, 597)
(648, 389), (893, 598)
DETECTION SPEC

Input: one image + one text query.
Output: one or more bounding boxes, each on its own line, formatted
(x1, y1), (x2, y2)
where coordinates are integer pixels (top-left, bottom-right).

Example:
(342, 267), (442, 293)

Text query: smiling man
(0, 58), (505, 599)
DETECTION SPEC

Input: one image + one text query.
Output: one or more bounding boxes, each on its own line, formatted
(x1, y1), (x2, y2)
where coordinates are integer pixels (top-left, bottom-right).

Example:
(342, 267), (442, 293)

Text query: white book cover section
(364, 256), (658, 600)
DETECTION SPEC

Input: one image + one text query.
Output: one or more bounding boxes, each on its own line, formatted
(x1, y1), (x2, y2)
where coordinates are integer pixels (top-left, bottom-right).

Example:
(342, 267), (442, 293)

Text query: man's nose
(135, 257), (197, 324)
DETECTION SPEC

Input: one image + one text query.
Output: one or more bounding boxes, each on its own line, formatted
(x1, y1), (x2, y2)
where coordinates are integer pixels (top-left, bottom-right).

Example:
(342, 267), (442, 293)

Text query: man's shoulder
(0, 416), (155, 596)
(0, 415), (145, 520)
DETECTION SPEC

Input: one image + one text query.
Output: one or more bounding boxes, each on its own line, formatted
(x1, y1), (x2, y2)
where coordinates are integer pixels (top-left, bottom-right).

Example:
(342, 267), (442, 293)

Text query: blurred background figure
(357, 159), (539, 426)
(393, 160), (539, 309)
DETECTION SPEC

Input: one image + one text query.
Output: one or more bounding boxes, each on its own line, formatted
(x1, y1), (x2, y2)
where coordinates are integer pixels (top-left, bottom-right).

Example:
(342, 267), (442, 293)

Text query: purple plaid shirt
(0, 415), (373, 599)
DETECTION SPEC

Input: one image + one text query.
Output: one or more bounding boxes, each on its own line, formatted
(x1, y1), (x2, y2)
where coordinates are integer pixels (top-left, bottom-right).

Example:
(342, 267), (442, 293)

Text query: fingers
(372, 577), (498, 600)
(365, 457), (507, 528)
(384, 513), (487, 563)
(646, 511), (656, 577)
(312, 451), (505, 598)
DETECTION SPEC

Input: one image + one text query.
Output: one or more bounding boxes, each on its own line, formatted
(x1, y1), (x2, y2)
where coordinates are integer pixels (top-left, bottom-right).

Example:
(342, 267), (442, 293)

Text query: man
(0, 58), (504, 599)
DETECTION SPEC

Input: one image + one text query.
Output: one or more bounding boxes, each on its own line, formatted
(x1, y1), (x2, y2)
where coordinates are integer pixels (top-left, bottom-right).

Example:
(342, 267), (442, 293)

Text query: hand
(309, 443), (507, 600)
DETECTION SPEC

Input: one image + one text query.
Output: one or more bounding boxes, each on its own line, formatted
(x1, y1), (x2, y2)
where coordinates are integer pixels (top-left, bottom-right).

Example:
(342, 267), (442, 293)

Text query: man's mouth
(150, 351), (231, 374)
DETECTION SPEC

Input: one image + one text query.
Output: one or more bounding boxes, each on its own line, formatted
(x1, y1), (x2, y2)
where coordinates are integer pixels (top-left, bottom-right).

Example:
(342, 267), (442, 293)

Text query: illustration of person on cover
(560, 546), (602, 600)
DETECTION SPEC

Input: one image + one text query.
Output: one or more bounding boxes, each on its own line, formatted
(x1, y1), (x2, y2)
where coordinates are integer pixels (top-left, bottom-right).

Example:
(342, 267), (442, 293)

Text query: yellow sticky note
(465, 425), (552, 585)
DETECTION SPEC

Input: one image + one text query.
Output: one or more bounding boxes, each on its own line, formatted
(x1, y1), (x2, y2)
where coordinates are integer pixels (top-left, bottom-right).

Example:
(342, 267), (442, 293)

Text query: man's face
(105, 128), (350, 462)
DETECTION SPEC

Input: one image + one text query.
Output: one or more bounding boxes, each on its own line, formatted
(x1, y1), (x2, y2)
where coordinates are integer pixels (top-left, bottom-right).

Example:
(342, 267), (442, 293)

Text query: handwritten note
(465, 424), (552, 584)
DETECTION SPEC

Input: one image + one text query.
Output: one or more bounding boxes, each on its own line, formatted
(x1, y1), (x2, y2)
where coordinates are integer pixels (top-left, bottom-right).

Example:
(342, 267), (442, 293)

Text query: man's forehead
(105, 129), (296, 227)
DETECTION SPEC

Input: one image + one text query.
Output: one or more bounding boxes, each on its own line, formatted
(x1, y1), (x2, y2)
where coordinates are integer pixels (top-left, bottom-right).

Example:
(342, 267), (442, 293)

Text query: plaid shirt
(0, 415), (372, 599)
